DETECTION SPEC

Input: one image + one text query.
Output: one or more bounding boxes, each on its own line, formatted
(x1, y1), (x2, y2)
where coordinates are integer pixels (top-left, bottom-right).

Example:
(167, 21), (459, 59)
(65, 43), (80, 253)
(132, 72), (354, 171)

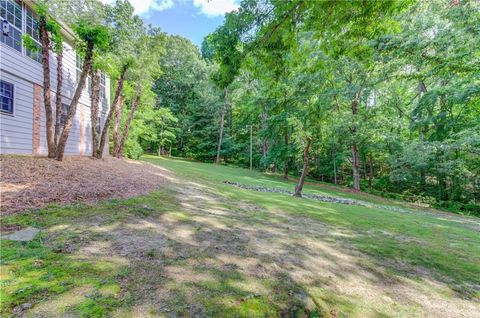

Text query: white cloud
(192, 0), (239, 17)
(100, 0), (238, 17)
(100, 0), (174, 16)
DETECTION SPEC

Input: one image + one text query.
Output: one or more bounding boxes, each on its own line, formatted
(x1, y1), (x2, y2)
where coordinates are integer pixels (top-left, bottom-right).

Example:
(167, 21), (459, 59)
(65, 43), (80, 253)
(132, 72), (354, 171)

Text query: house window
(25, 7), (41, 63)
(0, 0), (22, 53)
(0, 80), (14, 114)
(25, 7), (39, 42)
(0, 0), (22, 29)
(60, 103), (70, 125)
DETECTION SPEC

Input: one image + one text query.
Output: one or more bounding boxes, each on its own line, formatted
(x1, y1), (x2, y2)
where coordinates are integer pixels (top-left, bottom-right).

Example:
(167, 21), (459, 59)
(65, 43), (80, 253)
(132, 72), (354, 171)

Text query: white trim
(0, 17), (23, 53)
(23, 2), (42, 63)
(0, 0), (23, 53)
(0, 79), (16, 116)
(22, 0), (76, 41)
(21, 0), (26, 56)
(0, 1), (42, 63)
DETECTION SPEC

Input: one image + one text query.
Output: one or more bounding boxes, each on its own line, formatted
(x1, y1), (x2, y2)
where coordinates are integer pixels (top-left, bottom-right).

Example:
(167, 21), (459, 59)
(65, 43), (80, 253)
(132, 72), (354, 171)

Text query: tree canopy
(48, 0), (479, 213)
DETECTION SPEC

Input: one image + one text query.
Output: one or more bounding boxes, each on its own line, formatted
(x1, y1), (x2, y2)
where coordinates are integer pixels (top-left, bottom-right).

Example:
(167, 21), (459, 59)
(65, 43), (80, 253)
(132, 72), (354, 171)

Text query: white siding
(0, 70), (33, 154)
(0, 8), (111, 156)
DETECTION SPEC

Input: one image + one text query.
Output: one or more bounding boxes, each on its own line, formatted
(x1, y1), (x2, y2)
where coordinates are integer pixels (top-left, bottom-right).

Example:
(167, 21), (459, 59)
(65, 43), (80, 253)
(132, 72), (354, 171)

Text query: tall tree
(115, 84), (142, 158)
(90, 68), (101, 157)
(56, 20), (109, 161)
(96, 0), (145, 158)
(202, 10), (245, 163)
(25, 3), (65, 157)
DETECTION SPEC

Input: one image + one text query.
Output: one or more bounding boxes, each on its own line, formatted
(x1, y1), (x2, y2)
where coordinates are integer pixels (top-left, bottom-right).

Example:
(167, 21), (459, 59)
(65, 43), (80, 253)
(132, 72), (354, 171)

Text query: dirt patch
(0, 155), (171, 215)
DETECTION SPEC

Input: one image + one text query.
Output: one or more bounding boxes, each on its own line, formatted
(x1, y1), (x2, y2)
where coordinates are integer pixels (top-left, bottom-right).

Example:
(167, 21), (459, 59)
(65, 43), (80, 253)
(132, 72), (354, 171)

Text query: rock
(13, 302), (32, 314)
(294, 290), (309, 304)
(3, 227), (40, 241)
(223, 180), (417, 215)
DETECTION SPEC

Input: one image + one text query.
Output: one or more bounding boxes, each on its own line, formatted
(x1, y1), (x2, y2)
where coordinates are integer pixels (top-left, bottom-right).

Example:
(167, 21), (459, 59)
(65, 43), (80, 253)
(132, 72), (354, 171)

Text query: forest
(41, 0), (479, 212)
(2, 0), (480, 317)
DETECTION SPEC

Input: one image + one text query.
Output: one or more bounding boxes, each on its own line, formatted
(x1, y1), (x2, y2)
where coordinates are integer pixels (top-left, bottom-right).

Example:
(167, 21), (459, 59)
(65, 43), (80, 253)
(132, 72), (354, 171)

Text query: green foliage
(21, 34), (39, 52)
(151, 35), (222, 160)
(123, 137), (144, 159)
(190, 0), (479, 206)
(47, 0), (479, 206)
(73, 19), (110, 52)
(28, 2), (63, 53)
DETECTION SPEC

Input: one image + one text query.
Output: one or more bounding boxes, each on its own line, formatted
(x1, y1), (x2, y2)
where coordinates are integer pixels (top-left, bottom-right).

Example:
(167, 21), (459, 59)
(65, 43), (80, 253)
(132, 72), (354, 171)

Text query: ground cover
(0, 156), (169, 215)
(1, 156), (479, 317)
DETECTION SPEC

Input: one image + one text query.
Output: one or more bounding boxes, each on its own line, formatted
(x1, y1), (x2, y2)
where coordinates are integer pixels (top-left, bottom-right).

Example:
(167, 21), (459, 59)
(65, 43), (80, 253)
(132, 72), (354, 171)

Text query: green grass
(1, 156), (479, 317)
(142, 156), (427, 207)
(142, 156), (480, 295)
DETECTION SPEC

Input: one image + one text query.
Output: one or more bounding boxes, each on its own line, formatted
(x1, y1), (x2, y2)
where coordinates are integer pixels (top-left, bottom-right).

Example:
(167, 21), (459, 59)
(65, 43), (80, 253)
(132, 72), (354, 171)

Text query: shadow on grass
(1, 176), (479, 317)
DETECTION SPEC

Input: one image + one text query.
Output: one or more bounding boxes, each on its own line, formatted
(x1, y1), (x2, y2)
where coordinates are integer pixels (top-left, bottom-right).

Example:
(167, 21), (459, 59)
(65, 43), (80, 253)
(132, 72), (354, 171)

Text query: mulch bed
(0, 156), (170, 215)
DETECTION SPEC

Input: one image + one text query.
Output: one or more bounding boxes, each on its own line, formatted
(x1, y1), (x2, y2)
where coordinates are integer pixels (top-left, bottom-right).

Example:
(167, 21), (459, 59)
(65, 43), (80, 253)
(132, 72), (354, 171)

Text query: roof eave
(23, 0), (76, 42)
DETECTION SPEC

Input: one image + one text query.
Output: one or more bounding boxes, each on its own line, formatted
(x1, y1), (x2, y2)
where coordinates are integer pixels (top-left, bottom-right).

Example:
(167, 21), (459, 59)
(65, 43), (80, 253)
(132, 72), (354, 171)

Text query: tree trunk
(362, 154), (367, 179)
(261, 107), (268, 163)
(284, 130), (289, 179)
(56, 43), (93, 161)
(333, 148), (337, 185)
(90, 69), (101, 158)
(113, 94), (124, 156)
(179, 135), (184, 153)
(368, 153), (374, 189)
(54, 46), (64, 148)
(97, 65), (128, 158)
(116, 84), (142, 158)
(438, 174), (447, 201)
(419, 81), (427, 96)
(352, 143), (360, 190)
(215, 88), (228, 164)
(351, 93), (361, 191)
(293, 137), (312, 197)
(39, 16), (55, 158)
(420, 170), (426, 191)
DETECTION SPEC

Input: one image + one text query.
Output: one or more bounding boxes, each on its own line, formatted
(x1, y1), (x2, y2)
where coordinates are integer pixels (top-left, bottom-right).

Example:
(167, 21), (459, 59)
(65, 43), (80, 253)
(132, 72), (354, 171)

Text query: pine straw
(0, 155), (170, 215)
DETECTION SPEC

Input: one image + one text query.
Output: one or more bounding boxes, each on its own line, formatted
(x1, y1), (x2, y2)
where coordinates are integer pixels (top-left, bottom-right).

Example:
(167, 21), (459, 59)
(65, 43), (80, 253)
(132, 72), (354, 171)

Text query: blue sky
(101, 0), (239, 47)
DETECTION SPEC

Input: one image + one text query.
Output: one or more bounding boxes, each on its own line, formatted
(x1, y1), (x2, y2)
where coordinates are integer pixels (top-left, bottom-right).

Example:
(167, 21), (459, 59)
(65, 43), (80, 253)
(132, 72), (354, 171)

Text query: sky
(101, 0), (239, 47)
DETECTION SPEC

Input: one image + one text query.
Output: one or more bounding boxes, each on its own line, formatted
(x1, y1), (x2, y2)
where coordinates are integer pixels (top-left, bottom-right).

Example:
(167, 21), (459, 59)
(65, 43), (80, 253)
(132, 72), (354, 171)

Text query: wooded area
(39, 0), (479, 213)
(2, 1), (480, 316)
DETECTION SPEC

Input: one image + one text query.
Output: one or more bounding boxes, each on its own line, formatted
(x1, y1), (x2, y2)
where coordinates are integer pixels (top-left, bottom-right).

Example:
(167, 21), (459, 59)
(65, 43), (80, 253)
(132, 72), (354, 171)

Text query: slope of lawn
(142, 156), (480, 292)
(1, 156), (479, 317)
(143, 156), (441, 208)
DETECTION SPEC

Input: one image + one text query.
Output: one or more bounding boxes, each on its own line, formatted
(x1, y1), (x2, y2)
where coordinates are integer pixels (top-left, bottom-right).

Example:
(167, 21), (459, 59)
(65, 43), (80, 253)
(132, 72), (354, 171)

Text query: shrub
(123, 139), (143, 159)
(435, 201), (480, 217)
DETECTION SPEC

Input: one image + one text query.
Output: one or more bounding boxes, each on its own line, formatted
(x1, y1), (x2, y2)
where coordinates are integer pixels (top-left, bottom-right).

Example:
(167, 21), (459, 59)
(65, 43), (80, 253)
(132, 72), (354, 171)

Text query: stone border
(223, 181), (419, 215)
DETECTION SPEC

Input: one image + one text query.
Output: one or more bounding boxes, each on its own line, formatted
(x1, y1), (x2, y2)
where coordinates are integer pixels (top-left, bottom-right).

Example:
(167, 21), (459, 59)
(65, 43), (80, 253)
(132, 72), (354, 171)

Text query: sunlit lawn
(1, 156), (479, 317)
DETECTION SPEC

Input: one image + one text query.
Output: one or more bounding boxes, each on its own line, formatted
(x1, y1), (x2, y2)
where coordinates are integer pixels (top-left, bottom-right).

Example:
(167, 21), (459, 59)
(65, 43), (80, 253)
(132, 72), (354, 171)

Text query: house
(0, 0), (110, 155)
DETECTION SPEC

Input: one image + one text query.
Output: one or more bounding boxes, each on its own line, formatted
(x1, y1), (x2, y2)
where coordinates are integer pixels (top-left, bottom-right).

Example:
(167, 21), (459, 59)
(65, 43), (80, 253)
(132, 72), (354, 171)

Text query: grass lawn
(1, 155), (479, 317)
